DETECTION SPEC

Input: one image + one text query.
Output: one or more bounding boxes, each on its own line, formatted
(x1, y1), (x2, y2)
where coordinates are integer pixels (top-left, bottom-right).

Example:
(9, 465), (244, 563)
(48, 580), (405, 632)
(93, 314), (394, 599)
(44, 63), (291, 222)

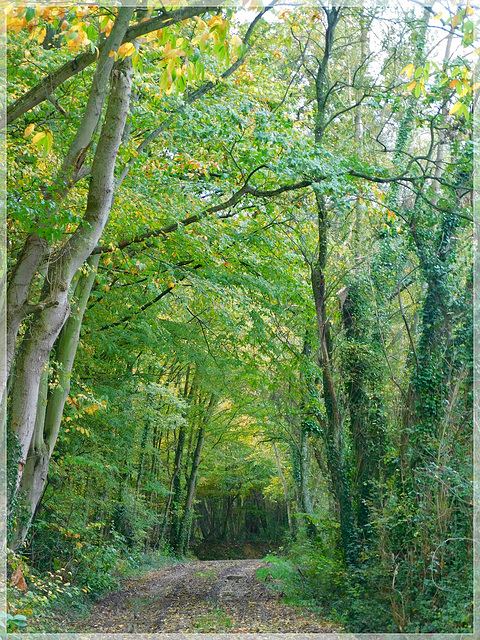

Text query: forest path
(75, 559), (339, 633)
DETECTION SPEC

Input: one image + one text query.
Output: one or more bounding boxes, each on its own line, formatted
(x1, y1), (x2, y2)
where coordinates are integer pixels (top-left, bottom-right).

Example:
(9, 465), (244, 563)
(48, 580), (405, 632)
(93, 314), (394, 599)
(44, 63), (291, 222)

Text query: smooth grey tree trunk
(4, 5), (135, 404)
(10, 254), (101, 549)
(9, 45), (133, 545)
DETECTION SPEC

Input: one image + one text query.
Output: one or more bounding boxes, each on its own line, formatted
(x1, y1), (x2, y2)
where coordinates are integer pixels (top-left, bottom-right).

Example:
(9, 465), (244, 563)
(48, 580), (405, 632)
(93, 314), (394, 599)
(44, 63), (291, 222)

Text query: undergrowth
(259, 527), (473, 633)
(6, 545), (182, 633)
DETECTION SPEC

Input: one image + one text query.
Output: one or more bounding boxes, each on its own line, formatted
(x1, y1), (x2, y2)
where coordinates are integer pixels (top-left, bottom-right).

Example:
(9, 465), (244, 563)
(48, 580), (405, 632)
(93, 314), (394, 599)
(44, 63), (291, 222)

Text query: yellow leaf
(32, 131), (45, 144)
(67, 37), (80, 53)
(208, 15), (223, 28)
(104, 20), (113, 36)
(168, 48), (183, 60)
(118, 41), (135, 58)
(400, 63), (415, 79)
(452, 13), (459, 29)
(36, 27), (46, 44)
(8, 16), (27, 34)
(24, 124), (35, 137)
(406, 80), (417, 92)
(231, 34), (242, 47)
(109, 50), (117, 59)
(449, 101), (462, 115)
(27, 25), (40, 41)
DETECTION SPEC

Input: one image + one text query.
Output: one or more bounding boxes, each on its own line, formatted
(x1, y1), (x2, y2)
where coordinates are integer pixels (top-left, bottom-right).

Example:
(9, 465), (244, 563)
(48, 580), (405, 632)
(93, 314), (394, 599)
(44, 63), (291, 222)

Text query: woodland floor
(72, 559), (340, 633)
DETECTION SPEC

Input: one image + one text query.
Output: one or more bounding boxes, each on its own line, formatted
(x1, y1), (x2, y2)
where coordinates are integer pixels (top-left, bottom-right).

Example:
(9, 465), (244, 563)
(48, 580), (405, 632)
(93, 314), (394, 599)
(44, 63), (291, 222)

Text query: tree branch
(98, 263), (202, 331)
(116, 0), (278, 189)
(94, 175), (319, 255)
(6, 4), (224, 126)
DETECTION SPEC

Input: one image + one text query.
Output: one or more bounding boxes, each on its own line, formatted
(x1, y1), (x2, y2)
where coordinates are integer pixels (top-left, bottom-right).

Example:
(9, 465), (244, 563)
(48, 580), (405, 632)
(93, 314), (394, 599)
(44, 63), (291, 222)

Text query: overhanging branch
(6, 4), (224, 126)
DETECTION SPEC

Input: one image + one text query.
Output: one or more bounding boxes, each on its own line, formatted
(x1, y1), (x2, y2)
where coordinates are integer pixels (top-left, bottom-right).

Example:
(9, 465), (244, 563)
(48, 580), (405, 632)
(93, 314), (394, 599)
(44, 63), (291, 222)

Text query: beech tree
(6, 0), (279, 548)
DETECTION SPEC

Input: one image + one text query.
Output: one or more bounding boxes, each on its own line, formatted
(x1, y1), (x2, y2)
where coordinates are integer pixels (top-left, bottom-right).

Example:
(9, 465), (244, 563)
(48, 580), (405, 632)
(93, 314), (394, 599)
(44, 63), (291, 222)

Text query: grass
(193, 606), (234, 632)
(116, 549), (185, 579)
(194, 569), (216, 579)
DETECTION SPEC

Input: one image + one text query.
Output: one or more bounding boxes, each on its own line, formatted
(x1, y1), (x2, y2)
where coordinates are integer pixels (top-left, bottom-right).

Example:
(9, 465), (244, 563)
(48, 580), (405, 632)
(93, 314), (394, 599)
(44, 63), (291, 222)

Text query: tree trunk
(5, 233), (49, 387)
(164, 424), (186, 548)
(9, 254), (100, 548)
(179, 424), (206, 554)
(4, 5), (135, 410)
(273, 443), (293, 536)
(9, 361), (49, 548)
(136, 416), (151, 497)
(8, 48), (133, 544)
(341, 283), (385, 536)
(308, 7), (358, 565)
(299, 423), (316, 538)
(179, 392), (215, 554)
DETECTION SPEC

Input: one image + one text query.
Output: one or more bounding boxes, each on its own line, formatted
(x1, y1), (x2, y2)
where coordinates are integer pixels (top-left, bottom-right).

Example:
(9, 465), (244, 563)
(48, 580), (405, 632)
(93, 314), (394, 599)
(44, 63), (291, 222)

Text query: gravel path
(74, 559), (339, 633)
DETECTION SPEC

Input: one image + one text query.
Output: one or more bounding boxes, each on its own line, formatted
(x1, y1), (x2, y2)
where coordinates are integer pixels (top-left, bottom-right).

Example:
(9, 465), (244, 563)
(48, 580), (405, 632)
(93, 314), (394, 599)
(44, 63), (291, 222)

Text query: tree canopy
(4, 0), (475, 633)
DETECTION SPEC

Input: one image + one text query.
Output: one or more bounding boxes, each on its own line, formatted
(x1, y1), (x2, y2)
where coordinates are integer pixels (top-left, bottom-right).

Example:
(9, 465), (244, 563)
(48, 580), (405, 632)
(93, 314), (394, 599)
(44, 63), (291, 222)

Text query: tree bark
(309, 6), (358, 565)
(10, 254), (100, 548)
(8, 52), (133, 540)
(177, 391), (215, 554)
(10, 360), (49, 548)
(179, 420), (207, 554)
(168, 424), (186, 551)
(273, 442), (293, 536)
(5, 233), (49, 385)
(341, 283), (385, 535)
(4, 6), (135, 382)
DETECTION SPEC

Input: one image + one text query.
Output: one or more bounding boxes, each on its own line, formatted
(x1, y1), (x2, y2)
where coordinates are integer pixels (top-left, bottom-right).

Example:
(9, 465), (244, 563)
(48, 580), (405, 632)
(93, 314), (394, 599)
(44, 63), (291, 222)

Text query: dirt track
(74, 559), (339, 633)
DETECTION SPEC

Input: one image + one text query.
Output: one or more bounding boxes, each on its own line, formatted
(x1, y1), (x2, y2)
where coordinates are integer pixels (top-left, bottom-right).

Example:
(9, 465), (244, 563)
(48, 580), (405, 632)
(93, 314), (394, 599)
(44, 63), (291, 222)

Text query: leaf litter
(73, 559), (340, 633)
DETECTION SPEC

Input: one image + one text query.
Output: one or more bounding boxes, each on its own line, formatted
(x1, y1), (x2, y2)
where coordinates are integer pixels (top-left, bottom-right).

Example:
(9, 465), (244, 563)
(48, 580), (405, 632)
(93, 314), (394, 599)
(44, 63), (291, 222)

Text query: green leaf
(25, 7), (35, 22)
